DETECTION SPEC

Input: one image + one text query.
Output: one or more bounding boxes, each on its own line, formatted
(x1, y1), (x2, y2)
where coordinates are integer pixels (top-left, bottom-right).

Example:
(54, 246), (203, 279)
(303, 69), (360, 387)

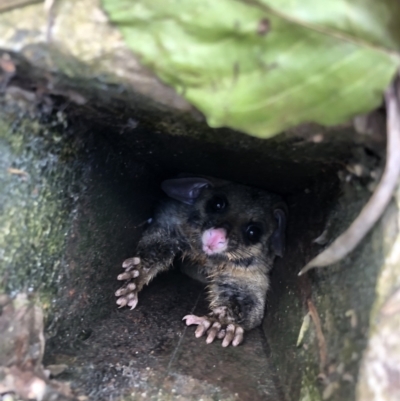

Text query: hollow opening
(1, 61), (387, 401)
(38, 114), (343, 401)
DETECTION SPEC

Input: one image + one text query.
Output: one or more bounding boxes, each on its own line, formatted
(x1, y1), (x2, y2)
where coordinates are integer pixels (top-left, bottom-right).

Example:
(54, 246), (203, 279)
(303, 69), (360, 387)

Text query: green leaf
(101, 0), (400, 138)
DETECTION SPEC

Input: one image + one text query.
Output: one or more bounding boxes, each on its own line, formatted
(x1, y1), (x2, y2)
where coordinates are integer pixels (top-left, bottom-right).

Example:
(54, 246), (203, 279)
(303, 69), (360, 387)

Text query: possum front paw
(115, 257), (147, 310)
(183, 313), (244, 347)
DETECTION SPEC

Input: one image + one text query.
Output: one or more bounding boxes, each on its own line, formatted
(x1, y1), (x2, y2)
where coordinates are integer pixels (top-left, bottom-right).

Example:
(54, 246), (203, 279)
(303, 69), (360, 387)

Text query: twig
(7, 167), (29, 177)
(299, 78), (400, 275)
(307, 299), (327, 372)
(44, 0), (56, 43)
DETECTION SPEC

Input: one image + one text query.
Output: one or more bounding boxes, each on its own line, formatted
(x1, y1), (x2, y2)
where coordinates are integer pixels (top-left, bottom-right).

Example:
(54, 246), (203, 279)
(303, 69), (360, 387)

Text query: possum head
(162, 177), (286, 263)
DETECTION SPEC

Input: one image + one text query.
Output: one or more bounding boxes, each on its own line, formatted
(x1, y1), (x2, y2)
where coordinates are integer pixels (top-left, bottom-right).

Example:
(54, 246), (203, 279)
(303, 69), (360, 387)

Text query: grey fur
(116, 177), (287, 346)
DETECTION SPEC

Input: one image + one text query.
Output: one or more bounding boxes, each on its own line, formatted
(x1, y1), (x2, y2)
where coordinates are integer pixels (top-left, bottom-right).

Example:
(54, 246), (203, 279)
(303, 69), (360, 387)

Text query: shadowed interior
(40, 116), (341, 401)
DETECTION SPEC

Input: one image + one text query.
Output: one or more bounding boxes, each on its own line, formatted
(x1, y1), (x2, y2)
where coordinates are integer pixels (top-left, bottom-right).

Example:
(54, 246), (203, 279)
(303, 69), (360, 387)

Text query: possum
(115, 176), (287, 347)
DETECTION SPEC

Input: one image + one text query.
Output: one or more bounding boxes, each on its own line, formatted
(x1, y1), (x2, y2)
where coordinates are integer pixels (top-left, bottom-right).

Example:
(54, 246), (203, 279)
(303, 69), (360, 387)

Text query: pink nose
(202, 228), (228, 255)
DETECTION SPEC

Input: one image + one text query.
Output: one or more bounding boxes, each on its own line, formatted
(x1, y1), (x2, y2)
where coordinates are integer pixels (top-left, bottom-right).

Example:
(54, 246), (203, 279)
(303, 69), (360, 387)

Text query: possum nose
(202, 228), (228, 255)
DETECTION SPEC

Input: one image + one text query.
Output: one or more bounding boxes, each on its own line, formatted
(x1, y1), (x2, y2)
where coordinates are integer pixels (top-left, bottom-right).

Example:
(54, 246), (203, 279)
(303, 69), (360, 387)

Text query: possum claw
(116, 297), (128, 308)
(183, 314), (244, 346)
(127, 294), (138, 310)
(206, 321), (222, 344)
(182, 314), (206, 325)
(122, 257), (140, 270)
(115, 282), (136, 297)
(116, 288), (139, 310)
(117, 270), (139, 281)
(116, 256), (147, 309)
(183, 315), (211, 337)
(222, 324), (244, 347)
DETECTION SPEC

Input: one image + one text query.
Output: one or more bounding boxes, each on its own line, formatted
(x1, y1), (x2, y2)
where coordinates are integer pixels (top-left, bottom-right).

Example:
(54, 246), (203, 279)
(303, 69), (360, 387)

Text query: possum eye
(245, 224), (263, 243)
(206, 195), (227, 213)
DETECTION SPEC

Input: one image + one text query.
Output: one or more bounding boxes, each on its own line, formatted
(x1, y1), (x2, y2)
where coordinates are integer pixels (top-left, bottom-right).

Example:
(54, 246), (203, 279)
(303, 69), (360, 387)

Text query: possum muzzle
(202, 227), (228, 255)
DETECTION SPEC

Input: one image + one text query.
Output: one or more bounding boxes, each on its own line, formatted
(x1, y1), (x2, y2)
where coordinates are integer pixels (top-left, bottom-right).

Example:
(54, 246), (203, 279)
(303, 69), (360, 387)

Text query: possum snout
(202, 228), (228, 255)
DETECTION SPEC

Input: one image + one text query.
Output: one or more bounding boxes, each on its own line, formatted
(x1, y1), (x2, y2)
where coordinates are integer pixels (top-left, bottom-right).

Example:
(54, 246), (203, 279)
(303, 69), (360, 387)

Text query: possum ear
(161, 177), (212, 205)
(271, 208), (287, 257)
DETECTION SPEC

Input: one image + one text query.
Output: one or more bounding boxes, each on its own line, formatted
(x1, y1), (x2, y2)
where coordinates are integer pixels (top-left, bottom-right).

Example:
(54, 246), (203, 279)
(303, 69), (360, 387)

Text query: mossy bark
(264, 183), (398, 401)
(0, 100), (81, 307)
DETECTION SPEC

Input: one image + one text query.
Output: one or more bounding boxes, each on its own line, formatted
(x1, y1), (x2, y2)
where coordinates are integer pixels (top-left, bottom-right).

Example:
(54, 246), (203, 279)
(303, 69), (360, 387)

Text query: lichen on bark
(0, 99), (82, 311)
